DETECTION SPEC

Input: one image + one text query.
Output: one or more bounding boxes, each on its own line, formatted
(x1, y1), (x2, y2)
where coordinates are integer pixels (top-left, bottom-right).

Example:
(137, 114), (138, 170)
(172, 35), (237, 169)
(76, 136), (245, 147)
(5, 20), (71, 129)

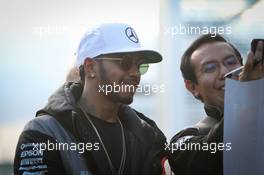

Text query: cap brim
(99, 49), (162, 64)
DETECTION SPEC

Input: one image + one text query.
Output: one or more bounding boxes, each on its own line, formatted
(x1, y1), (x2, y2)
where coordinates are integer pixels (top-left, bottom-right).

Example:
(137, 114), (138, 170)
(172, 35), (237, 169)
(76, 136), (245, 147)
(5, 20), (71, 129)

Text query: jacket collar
(118, 105), (157, 147)
(36, 82), (83, 117)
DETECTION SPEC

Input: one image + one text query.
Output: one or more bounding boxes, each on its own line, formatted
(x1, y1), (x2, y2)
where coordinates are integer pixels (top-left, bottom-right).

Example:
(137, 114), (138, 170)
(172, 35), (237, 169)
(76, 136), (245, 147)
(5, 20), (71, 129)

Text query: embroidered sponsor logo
(19, 165), (47, 171)
(20, 157), (43, 166)
(20, 150), (43, 158)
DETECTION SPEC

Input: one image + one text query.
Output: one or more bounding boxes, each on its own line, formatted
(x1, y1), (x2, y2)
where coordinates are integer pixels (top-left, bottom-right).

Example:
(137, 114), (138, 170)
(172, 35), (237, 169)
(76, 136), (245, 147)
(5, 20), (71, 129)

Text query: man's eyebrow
(200, 60), (216, 67)
(222, 54), (237, 60)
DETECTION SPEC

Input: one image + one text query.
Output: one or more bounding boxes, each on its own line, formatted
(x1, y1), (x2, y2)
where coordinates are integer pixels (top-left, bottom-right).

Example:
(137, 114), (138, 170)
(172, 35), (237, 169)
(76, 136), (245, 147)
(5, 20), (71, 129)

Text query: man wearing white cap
(13, 23), (167, 175)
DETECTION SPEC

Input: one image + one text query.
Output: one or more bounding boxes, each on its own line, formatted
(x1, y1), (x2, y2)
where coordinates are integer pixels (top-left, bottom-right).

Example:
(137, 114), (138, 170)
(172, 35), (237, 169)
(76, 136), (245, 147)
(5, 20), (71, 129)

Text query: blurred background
(0, 0), (263, 174)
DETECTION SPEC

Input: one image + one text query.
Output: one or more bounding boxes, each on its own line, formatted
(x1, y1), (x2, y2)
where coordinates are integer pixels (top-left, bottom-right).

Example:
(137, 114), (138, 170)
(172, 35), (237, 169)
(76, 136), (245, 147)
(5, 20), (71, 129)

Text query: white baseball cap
(76, 23), (162, 67)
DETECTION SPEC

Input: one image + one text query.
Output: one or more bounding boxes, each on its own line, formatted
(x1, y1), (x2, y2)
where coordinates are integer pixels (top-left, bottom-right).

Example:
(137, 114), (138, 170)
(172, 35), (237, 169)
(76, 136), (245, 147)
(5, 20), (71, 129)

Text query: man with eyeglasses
(167, 34), (264, 175)
(14, 23), (167, 175)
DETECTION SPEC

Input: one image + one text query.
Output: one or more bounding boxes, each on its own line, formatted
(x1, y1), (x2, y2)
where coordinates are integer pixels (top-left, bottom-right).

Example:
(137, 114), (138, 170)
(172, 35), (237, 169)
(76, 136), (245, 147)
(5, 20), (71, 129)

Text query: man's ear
(84, 58), (96, 78)
(184, 80), (201, 100)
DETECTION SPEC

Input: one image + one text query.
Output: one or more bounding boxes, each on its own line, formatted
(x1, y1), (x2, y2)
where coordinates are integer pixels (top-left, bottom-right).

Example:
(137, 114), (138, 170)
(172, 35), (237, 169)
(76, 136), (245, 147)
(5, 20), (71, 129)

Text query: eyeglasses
(95, 57), (149, 75)
(200, 56), (241, 74)
(224, 66), (243, 79)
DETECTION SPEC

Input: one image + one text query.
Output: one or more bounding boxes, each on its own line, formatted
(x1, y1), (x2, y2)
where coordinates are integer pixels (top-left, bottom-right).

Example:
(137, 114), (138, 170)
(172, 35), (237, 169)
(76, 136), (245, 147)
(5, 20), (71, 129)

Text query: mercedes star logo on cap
(125, 27), (139, 43)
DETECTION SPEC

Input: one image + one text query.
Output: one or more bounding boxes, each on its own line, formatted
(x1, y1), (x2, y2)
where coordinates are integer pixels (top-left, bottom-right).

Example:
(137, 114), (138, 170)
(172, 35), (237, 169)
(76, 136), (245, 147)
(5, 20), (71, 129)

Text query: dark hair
(180, 33), (243, 83)
(79, 65), (85, 82)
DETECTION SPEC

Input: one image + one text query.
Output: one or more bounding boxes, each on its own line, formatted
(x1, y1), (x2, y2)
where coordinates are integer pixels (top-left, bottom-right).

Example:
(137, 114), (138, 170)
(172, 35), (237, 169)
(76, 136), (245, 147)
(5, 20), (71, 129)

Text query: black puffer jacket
(168, 106), (224, 175)
(14, 82), (167, 175)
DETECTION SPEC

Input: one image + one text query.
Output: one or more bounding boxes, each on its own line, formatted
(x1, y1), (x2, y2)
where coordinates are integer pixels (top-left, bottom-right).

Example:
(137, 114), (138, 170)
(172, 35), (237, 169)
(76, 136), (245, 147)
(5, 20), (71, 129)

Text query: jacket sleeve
(13, 130), (66, 175)
(168, 119), (223, 175)
(135, 111), (168, 175)
(143, 130), (168, 175)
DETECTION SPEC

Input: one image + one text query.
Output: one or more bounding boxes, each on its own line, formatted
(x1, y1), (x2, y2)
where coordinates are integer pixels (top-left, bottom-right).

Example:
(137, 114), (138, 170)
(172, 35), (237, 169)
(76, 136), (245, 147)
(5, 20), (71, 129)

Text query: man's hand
(239, 41), (264, 81)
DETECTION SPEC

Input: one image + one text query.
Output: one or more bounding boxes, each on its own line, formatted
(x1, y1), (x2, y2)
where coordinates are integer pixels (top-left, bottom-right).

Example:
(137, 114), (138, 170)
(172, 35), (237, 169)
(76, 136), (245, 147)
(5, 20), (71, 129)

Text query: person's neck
(79, 85), (120, 123)
(204, 104), (223, 120)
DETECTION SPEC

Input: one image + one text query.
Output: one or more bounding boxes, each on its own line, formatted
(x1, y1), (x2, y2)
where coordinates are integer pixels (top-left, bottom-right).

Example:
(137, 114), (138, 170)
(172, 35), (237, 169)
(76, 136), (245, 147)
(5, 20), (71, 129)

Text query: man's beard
(98, 62), (134, 105)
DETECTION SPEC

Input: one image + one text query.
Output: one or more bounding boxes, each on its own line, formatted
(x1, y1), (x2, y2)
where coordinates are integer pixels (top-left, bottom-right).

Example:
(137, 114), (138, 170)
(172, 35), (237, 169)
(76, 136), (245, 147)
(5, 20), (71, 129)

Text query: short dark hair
(79, 65), (85, 82)
(180, 33), (243, 83)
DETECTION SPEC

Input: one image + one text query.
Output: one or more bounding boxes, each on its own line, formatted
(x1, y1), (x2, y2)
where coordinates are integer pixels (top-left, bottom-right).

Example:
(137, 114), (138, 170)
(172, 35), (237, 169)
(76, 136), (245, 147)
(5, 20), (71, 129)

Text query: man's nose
(219, 64), (229, 80)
